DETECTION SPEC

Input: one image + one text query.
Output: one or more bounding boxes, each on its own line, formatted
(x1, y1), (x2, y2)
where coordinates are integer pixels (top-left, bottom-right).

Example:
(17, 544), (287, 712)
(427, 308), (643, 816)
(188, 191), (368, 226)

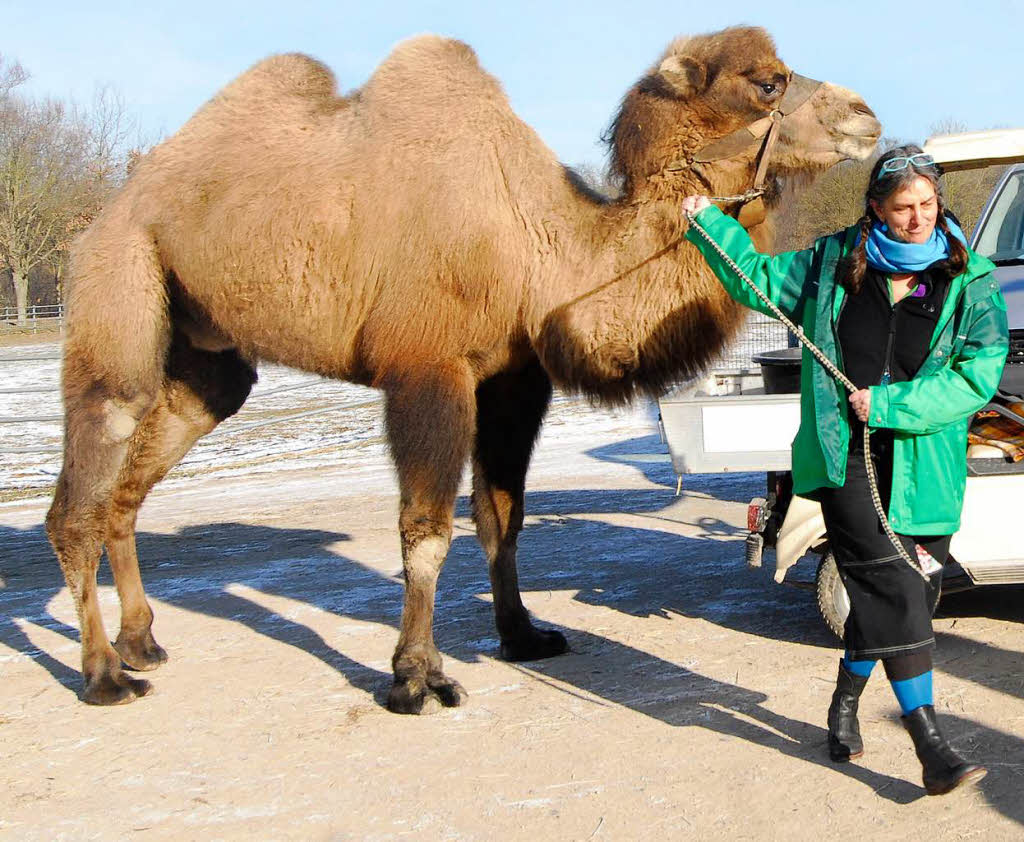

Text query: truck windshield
(974, 169), (1024, 265)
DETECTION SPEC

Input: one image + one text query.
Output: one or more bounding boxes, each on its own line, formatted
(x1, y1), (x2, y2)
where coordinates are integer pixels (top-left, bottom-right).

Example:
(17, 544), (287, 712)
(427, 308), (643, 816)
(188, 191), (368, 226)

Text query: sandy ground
(3, 355), (1024, 840)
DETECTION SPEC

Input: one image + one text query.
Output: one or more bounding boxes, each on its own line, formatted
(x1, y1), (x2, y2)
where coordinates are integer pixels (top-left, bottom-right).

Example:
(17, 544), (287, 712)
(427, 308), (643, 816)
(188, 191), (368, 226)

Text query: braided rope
(686, 209), (929, 580)
(706, 188), (767, 205)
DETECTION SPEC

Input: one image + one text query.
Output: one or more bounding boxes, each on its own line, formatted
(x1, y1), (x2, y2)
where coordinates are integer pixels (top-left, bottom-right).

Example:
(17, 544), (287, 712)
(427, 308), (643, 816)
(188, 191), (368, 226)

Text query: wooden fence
(0, 304), (65, 335)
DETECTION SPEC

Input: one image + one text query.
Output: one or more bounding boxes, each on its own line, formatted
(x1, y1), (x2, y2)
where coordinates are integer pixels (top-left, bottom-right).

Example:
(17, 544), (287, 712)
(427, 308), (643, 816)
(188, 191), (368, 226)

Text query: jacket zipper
(880, 275), (905, 385)
(881, 303), (896, 385)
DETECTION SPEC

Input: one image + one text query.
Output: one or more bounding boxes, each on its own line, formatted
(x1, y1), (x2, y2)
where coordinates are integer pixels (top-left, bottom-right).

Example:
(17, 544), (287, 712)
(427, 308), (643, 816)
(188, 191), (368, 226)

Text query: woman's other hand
(850, 389), (871, 422)
(681, 195), (712, 217)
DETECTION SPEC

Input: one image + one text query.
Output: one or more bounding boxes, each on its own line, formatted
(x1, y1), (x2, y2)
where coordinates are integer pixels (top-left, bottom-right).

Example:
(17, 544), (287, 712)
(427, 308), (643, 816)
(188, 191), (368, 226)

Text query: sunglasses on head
(877, 152), (939, 176)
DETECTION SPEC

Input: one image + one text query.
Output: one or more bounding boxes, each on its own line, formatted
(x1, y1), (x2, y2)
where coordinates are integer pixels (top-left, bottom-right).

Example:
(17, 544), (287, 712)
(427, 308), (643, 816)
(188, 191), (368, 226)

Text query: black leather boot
(902, 705), (987, 795)
(827, 660), (869, 762)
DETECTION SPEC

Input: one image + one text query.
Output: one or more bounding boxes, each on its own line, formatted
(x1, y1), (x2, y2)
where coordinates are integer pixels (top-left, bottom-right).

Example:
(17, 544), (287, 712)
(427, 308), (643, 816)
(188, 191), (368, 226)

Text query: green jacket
(686, 205), (1009, 534)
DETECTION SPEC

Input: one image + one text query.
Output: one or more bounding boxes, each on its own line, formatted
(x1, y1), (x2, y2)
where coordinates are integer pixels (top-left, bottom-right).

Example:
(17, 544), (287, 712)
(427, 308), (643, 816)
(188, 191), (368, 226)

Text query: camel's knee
(399, 506), (453, 573)
(401, 534), (450, 581)
(399, 507), (451, 540)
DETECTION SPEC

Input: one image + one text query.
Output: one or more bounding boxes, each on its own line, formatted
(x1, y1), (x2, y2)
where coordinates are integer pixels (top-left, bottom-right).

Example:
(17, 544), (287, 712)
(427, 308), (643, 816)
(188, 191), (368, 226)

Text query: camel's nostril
(852, 101), (876, 119)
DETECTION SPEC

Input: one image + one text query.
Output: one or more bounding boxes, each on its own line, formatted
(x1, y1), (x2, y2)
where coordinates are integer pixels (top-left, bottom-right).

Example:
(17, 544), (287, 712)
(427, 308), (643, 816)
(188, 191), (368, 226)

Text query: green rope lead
(685, 209), (929, 581)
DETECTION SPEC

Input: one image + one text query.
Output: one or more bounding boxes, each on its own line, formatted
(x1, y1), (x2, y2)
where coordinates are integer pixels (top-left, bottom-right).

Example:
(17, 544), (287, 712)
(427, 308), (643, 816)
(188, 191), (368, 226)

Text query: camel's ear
(657, 54), (706, 99)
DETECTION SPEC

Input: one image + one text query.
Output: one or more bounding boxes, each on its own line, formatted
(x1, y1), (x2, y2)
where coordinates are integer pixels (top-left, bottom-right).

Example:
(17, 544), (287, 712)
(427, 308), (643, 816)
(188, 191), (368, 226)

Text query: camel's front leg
(472, 361), (568, 661)
(383, 364), (474, 715)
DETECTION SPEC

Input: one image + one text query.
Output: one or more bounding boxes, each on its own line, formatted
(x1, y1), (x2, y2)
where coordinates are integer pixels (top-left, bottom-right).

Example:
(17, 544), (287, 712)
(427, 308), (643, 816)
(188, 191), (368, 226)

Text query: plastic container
(752, 348), (802, 394)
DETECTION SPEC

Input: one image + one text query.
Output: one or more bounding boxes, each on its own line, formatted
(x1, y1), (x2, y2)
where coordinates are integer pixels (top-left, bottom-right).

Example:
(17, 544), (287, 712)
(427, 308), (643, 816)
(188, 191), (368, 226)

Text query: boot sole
(829, 749), (864, 763)
(925, 766), (987, 796)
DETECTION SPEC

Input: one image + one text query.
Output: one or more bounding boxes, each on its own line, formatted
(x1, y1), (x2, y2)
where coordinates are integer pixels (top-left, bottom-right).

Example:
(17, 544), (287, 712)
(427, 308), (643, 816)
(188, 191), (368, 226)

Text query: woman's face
(870, 175), (939, 244)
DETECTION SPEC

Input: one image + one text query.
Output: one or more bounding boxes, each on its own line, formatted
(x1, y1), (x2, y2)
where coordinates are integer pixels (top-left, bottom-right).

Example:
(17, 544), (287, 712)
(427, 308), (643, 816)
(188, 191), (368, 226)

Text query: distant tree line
(0, 54), (138, 323)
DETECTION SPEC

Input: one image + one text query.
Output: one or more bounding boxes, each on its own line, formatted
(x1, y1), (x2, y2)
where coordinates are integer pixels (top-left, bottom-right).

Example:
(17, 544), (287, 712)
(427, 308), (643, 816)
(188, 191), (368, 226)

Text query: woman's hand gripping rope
(680, 195), (712, 217)
(849, 389), (871, 422)
(682, 200), (927, 580)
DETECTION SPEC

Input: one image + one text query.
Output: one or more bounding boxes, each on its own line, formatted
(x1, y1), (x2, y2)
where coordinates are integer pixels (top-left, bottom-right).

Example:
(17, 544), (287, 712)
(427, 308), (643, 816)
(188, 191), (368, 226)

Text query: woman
(682, 144), (1009, 795)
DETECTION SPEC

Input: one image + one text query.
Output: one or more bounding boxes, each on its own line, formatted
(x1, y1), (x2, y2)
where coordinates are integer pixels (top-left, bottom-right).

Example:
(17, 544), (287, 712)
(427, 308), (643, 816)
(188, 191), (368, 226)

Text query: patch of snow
(1, 341), (665, 496)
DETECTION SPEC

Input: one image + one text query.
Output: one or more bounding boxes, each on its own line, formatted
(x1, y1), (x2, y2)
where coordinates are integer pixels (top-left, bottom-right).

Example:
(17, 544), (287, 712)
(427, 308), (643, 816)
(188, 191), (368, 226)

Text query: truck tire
(815, 550), (848, 639)
(815, 549), (942, 639)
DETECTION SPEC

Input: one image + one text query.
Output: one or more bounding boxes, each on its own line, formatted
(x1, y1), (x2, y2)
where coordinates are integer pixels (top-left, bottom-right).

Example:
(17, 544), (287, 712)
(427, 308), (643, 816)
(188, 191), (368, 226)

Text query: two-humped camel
(45, 26), (880, 712)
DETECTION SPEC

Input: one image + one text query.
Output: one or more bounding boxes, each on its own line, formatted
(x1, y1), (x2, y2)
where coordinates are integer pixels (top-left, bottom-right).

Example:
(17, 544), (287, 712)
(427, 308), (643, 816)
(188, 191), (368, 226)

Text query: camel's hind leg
(46, 230), (170, 704)
(107, 337), (256, 672)
(382, 363), (476, 715)
(472, 359), (568, 661)
(47, 384), (157, 704)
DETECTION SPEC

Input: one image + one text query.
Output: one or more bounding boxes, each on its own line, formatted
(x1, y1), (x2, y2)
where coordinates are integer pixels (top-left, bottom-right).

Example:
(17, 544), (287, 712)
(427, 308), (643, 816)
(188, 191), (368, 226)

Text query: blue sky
(3, 0), (1020, 166)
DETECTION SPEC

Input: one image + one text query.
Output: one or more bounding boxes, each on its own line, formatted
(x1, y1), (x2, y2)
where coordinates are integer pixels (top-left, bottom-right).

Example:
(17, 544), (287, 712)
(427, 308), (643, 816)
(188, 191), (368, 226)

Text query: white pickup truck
(659, 129), (1024, 635)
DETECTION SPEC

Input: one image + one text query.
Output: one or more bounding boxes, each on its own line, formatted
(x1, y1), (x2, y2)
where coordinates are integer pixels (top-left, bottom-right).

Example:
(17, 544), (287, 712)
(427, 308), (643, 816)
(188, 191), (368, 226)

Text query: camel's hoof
(500, 627), (569, 662)
(114, 632), (169, 672)
(387, 675), (467, 715)
(82, 671), (153, 706)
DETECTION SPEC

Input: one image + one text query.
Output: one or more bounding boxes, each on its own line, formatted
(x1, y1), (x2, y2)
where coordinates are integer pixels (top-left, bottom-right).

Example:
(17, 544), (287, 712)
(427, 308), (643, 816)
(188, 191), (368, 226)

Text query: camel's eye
(759, 82), (778, 96)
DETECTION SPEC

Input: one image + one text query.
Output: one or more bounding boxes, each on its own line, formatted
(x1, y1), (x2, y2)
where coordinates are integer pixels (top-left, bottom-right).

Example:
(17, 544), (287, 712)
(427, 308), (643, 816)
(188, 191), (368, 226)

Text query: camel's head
(608, 26), (881, 193)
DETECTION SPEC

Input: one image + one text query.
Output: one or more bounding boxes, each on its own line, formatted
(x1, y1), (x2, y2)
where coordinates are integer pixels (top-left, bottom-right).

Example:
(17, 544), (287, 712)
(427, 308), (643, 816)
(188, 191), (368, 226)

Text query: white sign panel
(701, 402), (801, 453)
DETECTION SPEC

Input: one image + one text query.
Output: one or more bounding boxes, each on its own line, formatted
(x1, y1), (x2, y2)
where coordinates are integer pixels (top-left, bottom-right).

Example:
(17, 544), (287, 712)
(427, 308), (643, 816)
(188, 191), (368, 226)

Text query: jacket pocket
(898, 422), (968, 528)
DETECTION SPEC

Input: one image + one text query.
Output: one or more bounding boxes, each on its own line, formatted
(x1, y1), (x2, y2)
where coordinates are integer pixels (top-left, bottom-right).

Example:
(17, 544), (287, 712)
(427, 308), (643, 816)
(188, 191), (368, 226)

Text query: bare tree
(2, 96), (81, 322)
(0, 59), (135, 323)
(928, 119), (1007, 235)
(0, 54), (28, 100)
(46, 86), (140, 302)
(773, 154), (878, 252)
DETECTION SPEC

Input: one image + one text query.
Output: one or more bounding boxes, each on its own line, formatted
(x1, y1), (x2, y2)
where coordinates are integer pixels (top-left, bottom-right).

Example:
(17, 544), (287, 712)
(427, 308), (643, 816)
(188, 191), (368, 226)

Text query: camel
(45, 26), (880, 713)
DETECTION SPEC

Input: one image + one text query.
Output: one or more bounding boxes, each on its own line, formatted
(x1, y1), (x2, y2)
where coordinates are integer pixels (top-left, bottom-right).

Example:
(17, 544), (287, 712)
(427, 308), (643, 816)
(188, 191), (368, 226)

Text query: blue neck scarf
(860, 217), (967, 274)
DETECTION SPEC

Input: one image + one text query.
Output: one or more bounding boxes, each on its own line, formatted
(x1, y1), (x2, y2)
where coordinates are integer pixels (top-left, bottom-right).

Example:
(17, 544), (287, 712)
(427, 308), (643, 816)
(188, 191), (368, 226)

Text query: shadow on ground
(8, 502), (1024, 819)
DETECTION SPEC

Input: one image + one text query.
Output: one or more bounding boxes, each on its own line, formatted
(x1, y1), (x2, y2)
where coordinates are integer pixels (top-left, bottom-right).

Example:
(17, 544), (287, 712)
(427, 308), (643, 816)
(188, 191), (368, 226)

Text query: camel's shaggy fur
(46, 27), (880, 711)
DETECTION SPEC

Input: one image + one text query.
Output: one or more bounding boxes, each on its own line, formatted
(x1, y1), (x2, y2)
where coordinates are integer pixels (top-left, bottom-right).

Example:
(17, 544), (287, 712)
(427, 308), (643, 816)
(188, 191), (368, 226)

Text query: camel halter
(684, 209), (932, 581)
(665, 73), (823, 228)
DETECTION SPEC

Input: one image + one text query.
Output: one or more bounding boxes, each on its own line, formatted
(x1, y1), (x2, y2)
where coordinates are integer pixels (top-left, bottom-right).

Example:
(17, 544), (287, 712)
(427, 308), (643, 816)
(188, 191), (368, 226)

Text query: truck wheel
(815, 550), (943, 639)
(815, 550), (848, 639)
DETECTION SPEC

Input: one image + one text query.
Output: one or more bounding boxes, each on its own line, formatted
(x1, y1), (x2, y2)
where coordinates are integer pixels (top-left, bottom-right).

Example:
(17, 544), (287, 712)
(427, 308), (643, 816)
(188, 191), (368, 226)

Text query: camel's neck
(527, 171), (750, 404)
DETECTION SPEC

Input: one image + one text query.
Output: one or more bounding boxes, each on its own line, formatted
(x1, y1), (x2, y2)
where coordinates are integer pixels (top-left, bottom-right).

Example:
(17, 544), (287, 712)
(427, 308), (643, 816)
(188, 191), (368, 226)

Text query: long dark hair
(838, 144), (967, 294)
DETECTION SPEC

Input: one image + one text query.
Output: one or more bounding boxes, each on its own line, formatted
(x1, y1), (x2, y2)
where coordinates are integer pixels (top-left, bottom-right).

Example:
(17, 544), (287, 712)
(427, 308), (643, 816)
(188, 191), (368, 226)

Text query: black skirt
(817, 426), (949, 661)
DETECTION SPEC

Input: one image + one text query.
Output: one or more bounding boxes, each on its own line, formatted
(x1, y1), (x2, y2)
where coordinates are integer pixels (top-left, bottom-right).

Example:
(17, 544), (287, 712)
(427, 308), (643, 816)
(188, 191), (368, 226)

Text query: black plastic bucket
(752, 348), (802, 394)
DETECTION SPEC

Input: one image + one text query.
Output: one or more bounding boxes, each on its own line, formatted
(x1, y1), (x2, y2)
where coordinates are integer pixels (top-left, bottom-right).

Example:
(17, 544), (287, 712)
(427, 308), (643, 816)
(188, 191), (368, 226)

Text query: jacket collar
(831, 222), (996, 346)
